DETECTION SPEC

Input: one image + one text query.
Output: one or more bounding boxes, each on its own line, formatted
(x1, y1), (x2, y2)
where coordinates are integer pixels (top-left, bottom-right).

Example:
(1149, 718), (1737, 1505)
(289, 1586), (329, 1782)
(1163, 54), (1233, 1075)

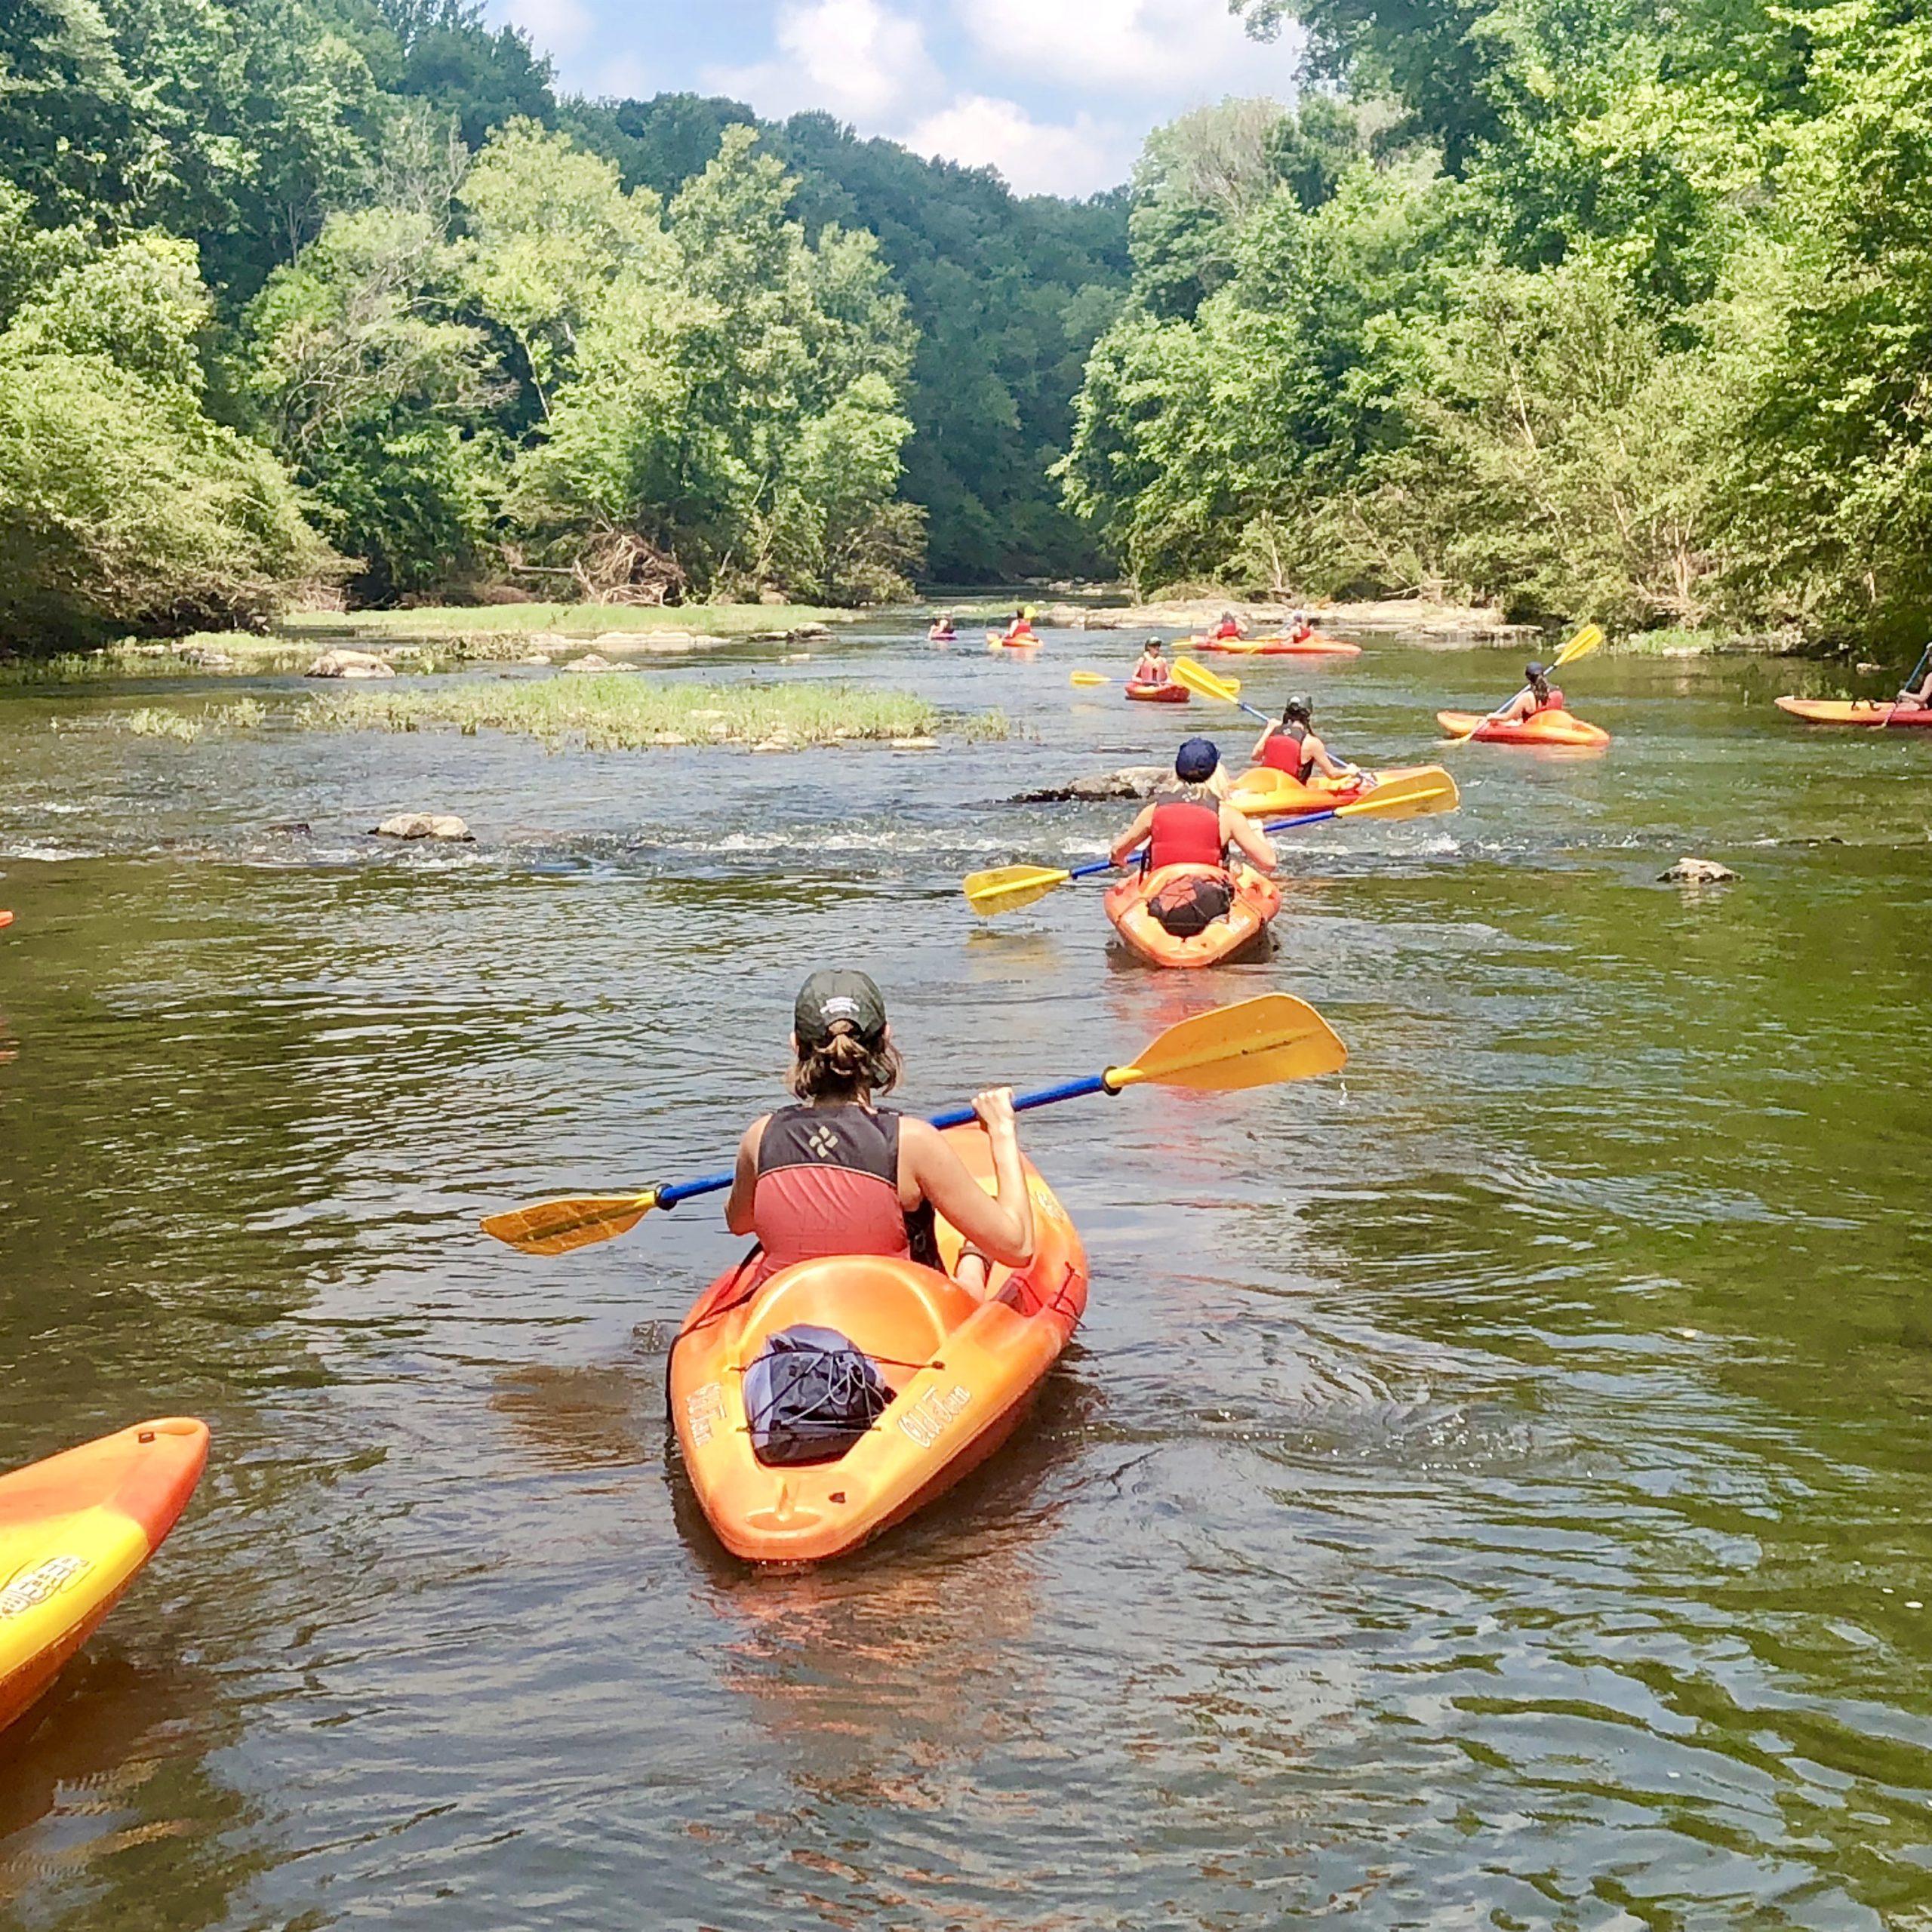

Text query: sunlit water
(2, 626), (1930, 1929)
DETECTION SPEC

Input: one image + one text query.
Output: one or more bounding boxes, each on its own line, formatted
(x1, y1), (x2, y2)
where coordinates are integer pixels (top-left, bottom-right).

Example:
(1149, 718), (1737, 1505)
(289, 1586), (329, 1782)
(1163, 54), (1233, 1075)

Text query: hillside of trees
(1066, 0), (1932, 644)
(5, 0), (1930, 648)
(0, 0), (1125, 646)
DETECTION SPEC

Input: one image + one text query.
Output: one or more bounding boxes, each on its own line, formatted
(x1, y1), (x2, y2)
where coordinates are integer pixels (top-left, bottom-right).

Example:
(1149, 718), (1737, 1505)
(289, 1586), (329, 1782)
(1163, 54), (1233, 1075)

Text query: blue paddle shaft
(654, 1073), (1115, 1211)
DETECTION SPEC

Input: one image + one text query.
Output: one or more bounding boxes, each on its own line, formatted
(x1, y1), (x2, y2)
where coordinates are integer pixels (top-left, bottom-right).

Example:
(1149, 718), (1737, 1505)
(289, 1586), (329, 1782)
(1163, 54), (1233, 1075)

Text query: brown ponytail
(789, 1020), (903, 1101)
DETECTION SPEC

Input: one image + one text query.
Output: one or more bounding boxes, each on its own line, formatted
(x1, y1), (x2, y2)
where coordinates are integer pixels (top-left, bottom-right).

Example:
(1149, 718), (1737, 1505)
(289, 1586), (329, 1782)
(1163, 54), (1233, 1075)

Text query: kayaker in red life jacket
(725, 971), (1034, 1296)
(1131, 638), (1170, 685)
(1210, 611), (1244, 641)
(1109, 739), (1277, 933)
(1493, 661), (1564, 724)
(1001, 608), (1038, 645)
(1251, 694), (1361, 783)
(928, 613), (957, 641)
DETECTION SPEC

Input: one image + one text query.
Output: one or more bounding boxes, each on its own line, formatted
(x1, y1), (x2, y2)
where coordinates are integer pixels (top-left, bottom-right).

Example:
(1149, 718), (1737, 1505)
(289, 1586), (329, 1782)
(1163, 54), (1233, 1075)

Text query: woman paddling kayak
(1251, 694), (1358, 784)
(724, 971), (1034, 1294)
(1491, 660), (1565, 724)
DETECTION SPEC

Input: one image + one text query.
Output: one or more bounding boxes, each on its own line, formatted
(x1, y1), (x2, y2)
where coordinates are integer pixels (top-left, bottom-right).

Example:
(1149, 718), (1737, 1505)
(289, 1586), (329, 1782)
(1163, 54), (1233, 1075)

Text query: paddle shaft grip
(654, 1075), (1118, 1210)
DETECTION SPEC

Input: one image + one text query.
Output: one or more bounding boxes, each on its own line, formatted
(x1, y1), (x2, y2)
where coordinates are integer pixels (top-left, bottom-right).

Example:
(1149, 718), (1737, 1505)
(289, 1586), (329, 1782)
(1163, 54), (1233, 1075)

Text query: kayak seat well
(738, 1255), (983, 1389)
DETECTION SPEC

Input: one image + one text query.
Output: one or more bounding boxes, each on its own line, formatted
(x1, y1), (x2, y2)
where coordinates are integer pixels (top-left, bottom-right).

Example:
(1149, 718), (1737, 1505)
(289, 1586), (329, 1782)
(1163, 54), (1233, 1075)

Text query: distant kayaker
(1132, 638), (1170, 685)
(725, 971), (1034, 1296)
(1211, 611), (1245, 641)
(1251, 694), (1360, 785)
(928, 613), (957, 641)
(1897, 658), (1932, 710)
(1109, 739), (1277, 935)
(1493, 661), (1564, 724)
(1287, 611), (1315, 645)
(1002, 608), (1038, 645)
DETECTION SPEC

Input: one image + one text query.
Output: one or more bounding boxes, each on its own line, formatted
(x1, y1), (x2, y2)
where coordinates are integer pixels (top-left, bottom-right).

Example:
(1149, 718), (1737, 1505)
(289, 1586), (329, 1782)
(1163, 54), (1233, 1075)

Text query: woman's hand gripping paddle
(960, 766), (1460, 918)
(1444, 623), (1604, 743)
(481, 995), (1348, 1256)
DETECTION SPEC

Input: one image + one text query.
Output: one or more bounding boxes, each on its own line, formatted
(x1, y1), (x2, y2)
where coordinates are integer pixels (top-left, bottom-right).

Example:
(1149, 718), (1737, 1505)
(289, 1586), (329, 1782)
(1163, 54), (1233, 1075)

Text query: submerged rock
(786, 623), (833, 641)
(1010, 765), (1172, 803)
(306, 648), (395, 679)
(374, 812), (473, 841)
(891, 736), (939, 751)
(1660, 855), (1736, 884)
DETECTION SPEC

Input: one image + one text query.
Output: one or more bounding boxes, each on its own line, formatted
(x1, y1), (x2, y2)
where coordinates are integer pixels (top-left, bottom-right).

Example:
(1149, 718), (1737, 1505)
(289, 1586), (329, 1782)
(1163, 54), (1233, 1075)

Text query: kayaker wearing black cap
(1494, 661), (1564, 724)
(724, 971), (1034, 1294)
(1108, 739), (1277, 934)
(1251, 694), (1358, 783)
(1132, 636), (1170, 685)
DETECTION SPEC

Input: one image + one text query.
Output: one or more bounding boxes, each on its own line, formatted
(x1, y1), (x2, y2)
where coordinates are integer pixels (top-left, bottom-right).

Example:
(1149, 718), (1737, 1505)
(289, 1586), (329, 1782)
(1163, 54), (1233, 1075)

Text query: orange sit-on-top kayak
(0, 911), (13, 931)
(1190, 633), (1361, 658)
(1226, 761), (1442, 817)
(1437, 708), (1611, 747)
(0, 1418), (208, 1737)
(1104, 862), (1280, 968)
(670, 1128), (1088, 1564)
(1774, 697), (1932, 728)
(1124, 679), (1189, 703)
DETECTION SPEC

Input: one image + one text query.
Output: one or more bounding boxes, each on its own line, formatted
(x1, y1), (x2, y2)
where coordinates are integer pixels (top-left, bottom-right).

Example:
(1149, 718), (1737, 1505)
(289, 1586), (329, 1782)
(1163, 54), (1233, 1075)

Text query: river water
(1, 624), (1929, 1929)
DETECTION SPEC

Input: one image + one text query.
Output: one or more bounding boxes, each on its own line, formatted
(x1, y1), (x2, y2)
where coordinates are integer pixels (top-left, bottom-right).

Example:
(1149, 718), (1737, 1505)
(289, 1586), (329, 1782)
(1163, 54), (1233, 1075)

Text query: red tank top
(1260, 726), (1312, 780)
(1149, 798), (1225, 869)
(751, 1103), (912, 1278)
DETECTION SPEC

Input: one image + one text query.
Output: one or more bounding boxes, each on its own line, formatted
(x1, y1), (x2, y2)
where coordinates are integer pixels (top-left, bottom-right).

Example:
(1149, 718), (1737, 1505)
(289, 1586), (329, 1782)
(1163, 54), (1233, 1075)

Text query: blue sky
(485, 0), (1308, 196)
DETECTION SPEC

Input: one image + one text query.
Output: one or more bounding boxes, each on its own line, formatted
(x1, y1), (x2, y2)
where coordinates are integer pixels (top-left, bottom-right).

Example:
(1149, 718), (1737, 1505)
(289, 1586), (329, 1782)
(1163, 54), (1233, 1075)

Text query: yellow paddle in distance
(1070, 670), (1109, 685)
(480, 994), (1346, 1256)
(1446, 623), (1604, 743)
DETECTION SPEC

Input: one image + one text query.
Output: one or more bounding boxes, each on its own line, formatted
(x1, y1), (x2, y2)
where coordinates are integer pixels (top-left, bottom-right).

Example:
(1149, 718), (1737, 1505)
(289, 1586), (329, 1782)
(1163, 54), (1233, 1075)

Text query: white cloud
(708, 0), (940, 125)
(959, 0), (1302, 94)
(902, 94), (1131, 198)
(499, 0), (595, 63)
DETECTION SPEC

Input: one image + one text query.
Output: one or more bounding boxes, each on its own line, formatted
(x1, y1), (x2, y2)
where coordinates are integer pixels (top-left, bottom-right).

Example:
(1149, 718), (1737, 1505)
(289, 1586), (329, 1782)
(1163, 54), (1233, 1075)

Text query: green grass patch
(303, 675), (1005, 751)
(118, 697), (269, 740)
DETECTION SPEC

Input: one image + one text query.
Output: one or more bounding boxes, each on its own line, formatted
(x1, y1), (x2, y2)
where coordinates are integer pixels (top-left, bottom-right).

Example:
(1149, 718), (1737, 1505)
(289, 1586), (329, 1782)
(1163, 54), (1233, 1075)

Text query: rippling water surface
(2, 628), (1930, 1929)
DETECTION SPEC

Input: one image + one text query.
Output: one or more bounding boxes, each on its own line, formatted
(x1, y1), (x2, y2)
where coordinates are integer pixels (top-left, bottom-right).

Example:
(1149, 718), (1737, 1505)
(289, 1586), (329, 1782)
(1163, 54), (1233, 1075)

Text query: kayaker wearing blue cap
(724, 971), (1034, 1294)
(1108, 739), (1277, 934)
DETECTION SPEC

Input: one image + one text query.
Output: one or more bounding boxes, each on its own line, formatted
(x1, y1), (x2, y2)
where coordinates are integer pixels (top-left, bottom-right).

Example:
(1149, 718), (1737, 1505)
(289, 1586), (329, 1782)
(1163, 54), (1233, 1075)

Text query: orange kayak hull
(1774, 697), (1932, 728)
(1226, 761), (1436, 816)
(670, 1131), (1088, 1564)
(1437, 708), (1611, 746)
(1189, 635), (1361, 658)
(1124, 680), (1188, 703)
(0, 1418), (208, 1737)
(0, 911), (12, 931)
(1103, 862), (1280, 968)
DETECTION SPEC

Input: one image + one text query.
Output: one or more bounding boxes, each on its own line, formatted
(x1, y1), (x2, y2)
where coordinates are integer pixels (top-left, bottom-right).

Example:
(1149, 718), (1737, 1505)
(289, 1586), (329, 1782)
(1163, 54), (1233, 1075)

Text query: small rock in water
(1660, 855), (1736, 884)
(519, 653), (552, 666)
(786, 623), (833, 641)
(565, 653), (611, 672)
(306, 648), (395, 679)
(891, 736), (939, 751)
(750, 738), (789, 753)
(374, 812), (473, 841)
(265, 820), (311, 836)
(1011, 764), (1172, 803)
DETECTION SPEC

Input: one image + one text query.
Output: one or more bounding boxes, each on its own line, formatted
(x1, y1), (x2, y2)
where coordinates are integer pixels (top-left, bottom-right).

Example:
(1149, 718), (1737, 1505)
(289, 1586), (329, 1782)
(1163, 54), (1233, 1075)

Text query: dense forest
(1067, 0), (1932, 642)
(0, 0), (1125, 645)
(2, 0), (1930, 646)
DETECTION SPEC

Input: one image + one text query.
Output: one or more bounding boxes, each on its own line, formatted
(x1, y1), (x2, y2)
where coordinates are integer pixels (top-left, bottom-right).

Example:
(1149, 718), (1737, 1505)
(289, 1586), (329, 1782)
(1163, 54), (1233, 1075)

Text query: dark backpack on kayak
(1148, 872), (1233, 937)
(743, 1324), (890, 1466)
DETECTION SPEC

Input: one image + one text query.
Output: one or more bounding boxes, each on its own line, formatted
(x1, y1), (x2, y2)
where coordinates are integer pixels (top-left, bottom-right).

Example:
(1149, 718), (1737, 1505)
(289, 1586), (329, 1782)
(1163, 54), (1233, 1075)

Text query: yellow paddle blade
(1331, 766), (1460, 821)
(1554, 622), (1604, 669)
(1171, 655), (1243, 705)
(1070, 670), (1109, 685)
(1107, 993), (1346, 1094)
(961, 863), (1075, 916)
(481, 1188), (661, 1256)
(986, 630), (1003, 649)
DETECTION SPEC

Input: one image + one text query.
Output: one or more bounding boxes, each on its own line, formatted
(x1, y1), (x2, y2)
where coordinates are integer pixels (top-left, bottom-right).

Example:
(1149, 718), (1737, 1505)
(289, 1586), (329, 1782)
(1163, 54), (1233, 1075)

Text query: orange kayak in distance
(1438, 708), (1611, 747)
(1124, 679), (1188, 703)
(1774, 697), (1932, 728)
(0, 1418), (208, 1737)
(0, 911), (12, 931)
(1189, 635), (1361, 658)
(1104, 863), (1280, 968)
(985, 629), (1041, 651)
(670, 1128), (1088, 1564)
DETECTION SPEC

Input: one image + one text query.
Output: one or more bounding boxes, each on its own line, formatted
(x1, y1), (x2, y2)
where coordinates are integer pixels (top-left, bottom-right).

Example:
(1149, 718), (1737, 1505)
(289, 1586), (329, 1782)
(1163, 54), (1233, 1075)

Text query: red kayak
(1124, 680), (1188, 703)
(0, 911), (12, 931)
(1775, 697), (1932, 728)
